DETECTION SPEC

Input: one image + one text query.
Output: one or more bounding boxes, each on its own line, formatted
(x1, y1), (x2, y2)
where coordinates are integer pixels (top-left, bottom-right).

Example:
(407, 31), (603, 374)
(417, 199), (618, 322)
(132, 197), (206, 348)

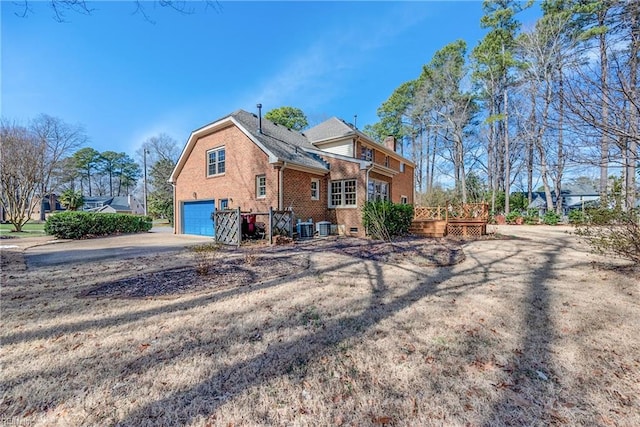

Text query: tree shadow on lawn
(113, 243), (538, 425)
(4, 234), (588, 425)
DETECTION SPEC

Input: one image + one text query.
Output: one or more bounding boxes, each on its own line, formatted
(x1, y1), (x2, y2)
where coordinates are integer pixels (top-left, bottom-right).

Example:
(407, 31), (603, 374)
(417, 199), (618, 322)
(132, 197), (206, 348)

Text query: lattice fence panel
(270, 209), (293, 242)
(215, 208), (241, 246)
(447, 224), (485, 237)
(414, 206), (446, 221)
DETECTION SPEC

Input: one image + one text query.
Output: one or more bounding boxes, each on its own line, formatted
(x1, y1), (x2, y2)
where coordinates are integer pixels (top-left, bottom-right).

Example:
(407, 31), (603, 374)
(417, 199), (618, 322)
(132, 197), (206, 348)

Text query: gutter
(365, 162), (375, 203)
(279, 162), (288, 210)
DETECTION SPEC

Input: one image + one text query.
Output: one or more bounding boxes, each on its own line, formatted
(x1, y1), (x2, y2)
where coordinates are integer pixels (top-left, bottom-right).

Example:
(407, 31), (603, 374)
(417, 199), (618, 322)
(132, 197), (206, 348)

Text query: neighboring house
(30, 194), (65, 220)
(83, 195), (145, 215)
(169, 109), (415, 237)
(527, 183), (600, 215)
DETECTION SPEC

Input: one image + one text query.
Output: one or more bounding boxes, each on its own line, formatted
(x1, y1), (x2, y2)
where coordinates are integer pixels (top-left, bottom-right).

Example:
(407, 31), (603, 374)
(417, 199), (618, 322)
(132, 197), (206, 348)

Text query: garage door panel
(183, 200), (215, 236)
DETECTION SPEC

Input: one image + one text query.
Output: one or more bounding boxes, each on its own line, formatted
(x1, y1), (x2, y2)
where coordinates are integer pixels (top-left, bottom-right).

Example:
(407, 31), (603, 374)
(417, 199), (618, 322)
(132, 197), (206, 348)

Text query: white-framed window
(400, 195), (408, 204)
(400, 162), (405, 173)
(207, 147), (226, 176)
(360, 146), (373, 161)
(256, 175), (266, 198)
(384, 155), (390, 167)
(329, 179), (357, 208)
(311, 178), (320, 200)
(368, 179), (389, 202)
(219, 199), (229, 210)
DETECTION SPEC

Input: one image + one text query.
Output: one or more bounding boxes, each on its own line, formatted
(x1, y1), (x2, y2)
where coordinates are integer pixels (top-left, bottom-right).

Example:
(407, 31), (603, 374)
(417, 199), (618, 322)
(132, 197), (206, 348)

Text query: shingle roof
(230, 110), (329, 171)
(304, 117), (356, 143)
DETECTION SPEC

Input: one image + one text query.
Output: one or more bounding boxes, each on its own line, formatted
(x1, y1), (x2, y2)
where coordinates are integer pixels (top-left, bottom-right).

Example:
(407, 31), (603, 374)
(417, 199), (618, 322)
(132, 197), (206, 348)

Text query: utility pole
(143, 148), (148, 216)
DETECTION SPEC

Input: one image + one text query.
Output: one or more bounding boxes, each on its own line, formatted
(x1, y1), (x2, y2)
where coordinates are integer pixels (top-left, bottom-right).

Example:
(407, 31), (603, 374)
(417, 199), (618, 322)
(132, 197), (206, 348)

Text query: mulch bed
(79, 236), (470, 299)
(81, 253), (309, 299)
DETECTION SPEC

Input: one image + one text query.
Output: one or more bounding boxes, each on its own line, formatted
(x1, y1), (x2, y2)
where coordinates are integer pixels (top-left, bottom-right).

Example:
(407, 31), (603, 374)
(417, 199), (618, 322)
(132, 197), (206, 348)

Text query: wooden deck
(411, 203), (489, 238)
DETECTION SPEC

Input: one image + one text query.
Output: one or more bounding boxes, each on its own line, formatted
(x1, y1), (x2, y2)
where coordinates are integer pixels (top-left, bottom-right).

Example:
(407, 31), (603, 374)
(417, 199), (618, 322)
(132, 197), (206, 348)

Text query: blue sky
(2, 1), (541, 157)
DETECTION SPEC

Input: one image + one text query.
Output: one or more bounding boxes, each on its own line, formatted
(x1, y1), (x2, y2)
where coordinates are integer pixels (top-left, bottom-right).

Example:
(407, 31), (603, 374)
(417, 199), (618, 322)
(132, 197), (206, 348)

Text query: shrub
(543, 211), (560, 225)
(190, 243), (220, 275)
(362, 201), (413, 241)
(523, 209), (540, 225)
(505, 211), (522, 224)
(568, 209), (586, 224)
(45, 211), (152, 239)
(574, 208), (640, 265)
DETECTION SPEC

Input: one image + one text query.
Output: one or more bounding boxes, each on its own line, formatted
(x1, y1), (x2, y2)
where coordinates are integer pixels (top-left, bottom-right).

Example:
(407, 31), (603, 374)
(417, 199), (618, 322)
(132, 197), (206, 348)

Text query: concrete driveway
(23, 228), (214, 268)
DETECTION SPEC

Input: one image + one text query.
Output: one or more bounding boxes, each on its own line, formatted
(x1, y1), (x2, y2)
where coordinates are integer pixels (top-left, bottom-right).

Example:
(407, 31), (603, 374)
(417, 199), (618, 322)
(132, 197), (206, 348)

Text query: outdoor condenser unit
(316, 221), (332, 237)
(297, 221), (314, 239)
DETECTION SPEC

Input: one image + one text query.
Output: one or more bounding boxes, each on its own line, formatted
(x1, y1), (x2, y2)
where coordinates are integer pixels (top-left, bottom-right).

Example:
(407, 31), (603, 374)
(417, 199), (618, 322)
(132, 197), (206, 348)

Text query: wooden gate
(215, 208), (242, 247)
(269, 207), (294, 244)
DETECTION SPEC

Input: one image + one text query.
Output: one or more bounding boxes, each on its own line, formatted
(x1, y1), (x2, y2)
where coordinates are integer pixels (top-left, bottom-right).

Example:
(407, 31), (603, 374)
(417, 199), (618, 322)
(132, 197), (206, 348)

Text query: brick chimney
(383, 136), (396, 152)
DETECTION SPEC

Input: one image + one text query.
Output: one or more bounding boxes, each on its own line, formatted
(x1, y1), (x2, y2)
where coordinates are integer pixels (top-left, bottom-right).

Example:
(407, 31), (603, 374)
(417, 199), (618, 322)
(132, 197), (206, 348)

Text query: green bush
(523, 209), (540, 225)
(362, 201), (413, 241)
(45, 211), (152, 239)
(543, 211), (560, 225)
(505, 211), (522, 224)
(568, 209), (586, 224)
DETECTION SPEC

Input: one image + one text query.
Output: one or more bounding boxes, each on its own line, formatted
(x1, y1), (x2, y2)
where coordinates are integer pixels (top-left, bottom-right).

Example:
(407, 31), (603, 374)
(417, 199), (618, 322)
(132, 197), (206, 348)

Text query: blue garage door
(182, 200), (215, 236)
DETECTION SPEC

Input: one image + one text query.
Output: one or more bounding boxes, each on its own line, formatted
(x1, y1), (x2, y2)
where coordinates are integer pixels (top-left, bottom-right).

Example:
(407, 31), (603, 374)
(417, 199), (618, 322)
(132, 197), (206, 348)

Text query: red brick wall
(317, 155), (367, 237)
(392, 164), (414, 204)
(282, 169), (328, 223)
(174, 125), (278, 233)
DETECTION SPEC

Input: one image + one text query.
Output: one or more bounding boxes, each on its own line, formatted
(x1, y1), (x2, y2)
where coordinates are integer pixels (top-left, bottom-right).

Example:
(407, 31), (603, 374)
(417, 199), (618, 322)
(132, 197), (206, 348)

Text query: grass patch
(0, 222), (45, 237)
(1, 229), (638, 426)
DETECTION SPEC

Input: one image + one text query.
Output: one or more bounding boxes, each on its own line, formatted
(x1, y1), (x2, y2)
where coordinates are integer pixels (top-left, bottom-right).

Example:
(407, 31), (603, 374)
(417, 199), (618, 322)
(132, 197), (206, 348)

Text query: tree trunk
(598, 9), (610, 207)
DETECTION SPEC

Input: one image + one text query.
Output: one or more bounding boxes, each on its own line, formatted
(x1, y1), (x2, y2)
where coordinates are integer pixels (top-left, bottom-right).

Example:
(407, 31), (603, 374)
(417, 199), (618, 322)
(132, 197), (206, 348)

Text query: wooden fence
(214, 208), (242, 247)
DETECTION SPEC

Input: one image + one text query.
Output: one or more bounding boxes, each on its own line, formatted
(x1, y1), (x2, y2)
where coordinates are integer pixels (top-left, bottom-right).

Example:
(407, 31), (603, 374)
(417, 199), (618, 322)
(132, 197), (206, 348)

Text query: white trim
(328, 179), (357, 208)
(256, 174), (266, 199)
(305, 148), (370, 169)
(170, 115), (328, 183)
(311, 178), (320, 200)
(206, 146), (226, 177)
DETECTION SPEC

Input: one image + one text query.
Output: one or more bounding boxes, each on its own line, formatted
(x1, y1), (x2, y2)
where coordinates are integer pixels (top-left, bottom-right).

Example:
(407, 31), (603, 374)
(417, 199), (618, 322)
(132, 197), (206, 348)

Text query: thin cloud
(238, 4), (431, 112)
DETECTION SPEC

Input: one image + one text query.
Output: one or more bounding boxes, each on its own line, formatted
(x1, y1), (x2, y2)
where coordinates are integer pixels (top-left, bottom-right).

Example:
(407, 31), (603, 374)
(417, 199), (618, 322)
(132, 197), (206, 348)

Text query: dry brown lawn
(1, 226), (639, 426)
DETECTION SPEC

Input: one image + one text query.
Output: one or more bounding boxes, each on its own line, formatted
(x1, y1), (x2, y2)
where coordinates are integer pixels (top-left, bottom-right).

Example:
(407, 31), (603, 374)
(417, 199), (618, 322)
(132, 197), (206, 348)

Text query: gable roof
(304, 117), (357, 143)
(170, 109), (329, 183)
(306, 117), (415, 167)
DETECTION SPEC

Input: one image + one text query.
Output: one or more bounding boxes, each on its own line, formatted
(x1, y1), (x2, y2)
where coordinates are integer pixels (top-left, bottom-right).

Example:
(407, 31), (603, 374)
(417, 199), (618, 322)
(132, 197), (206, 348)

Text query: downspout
(170, 182), (177, 234)
(365, 163), (374, 202)
(278, 162), (288, 210)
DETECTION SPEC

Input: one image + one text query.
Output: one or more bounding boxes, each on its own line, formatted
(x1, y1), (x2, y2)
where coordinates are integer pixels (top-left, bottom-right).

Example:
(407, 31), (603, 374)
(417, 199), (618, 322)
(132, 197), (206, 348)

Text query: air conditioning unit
(316, 221), (332, 237)
(297, 222), (314, 239)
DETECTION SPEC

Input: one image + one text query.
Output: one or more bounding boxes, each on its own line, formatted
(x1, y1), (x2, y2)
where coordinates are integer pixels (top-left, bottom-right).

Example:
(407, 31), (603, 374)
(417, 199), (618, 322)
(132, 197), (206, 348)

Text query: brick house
(169, 109), (415, 237)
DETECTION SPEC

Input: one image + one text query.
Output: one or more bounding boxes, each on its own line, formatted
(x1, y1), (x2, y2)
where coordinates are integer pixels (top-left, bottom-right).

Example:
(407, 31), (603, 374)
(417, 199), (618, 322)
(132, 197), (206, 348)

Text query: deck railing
(413, 202), (489, 222)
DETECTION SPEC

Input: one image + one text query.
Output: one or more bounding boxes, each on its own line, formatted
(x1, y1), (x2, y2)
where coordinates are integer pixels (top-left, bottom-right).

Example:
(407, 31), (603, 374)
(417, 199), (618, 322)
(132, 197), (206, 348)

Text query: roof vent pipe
(257, 103), (263, 134)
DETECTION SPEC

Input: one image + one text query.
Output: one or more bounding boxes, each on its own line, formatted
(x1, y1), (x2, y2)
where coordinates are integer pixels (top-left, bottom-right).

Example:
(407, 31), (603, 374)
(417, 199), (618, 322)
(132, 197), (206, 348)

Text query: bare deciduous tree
(0, 121), (46, 231)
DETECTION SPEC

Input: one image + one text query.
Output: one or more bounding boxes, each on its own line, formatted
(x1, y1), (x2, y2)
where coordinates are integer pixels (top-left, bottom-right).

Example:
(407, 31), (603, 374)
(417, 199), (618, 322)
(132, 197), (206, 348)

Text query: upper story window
(256, 175), (266, 198)
(400, 162), (405, 173)
(384, 155), (390, 167)
(360, 146), (373, 162)
(368, 179), (389, 202)
(329, 179), (357, 208)
(311, 178), (320, 200)
(207, 147), (226, 176)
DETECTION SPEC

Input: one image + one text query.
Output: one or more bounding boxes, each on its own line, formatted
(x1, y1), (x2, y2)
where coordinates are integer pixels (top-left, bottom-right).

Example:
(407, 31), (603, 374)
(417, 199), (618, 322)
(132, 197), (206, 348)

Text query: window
(311, 178), (320, 200)
(219, 199), (229, 210)
(384, 155), (390, 167)
(207, 147), (225, 176)
(256, 175), (266, 198)
(401, 196), (408, 204)
(400, 162), (405, 173)
(329, 179), (357, 208)
(368, 179), (389, 202)
(360, 146), (373, 161)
